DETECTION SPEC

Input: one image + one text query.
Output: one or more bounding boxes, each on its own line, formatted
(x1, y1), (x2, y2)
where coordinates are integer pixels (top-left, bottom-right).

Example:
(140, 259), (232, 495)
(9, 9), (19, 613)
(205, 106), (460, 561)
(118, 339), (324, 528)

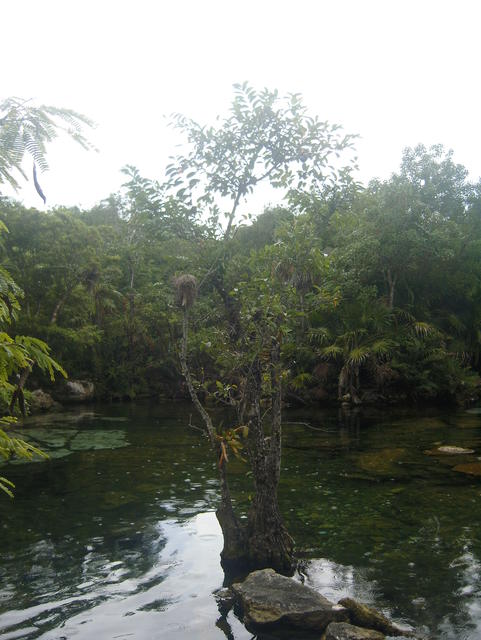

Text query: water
(1, 403), (481, 639)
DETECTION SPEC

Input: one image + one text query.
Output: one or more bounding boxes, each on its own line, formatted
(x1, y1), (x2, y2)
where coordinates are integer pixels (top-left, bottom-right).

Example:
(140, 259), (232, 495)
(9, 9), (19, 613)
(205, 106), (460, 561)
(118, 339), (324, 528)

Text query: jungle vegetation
(1, 98), (479, 410)
(0, 96), (93, 494)
(2, 85), (481, 568)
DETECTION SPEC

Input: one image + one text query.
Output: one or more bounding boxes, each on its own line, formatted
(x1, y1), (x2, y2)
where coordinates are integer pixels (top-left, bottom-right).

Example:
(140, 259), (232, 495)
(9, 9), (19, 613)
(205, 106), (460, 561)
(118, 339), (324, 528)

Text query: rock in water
(424, 445), (474, 455)
(453, 462), (481, 476)
(231, 568), (348, 632)
(324, 622), (385, 639)
(29, 389), (58, 411)
(57, 380), (95, 403)
(437, 445), (474, 454)
(338, 598), (415, 637)
(214, 587), (236, 615)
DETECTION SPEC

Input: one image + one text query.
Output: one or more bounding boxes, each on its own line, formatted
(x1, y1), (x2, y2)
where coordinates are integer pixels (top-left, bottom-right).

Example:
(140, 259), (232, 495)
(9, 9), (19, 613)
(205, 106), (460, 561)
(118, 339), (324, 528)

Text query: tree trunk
(244, 349), (294, 574)
(212, 274), (241, 341)
(50, 290), (71, 324)
(9, 367), (31, 416)
(126, 258), (136, 392)
(385, 268), (397, 310)
(179, 305), (248, 569)
(216, 460), (248, 571)
(246, 481), (294, 574)
(179, 299), (294, 575)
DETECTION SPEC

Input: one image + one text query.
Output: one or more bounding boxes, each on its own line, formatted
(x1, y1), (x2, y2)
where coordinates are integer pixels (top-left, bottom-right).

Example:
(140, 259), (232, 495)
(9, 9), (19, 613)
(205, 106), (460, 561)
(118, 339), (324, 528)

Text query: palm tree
(314, 297), (396, 402)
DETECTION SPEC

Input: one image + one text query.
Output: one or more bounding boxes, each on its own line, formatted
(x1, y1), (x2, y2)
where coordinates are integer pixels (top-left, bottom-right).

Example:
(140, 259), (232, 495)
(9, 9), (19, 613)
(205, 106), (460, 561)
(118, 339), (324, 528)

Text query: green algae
(70, 429), (127, 451)
(355, 448), (408, 477)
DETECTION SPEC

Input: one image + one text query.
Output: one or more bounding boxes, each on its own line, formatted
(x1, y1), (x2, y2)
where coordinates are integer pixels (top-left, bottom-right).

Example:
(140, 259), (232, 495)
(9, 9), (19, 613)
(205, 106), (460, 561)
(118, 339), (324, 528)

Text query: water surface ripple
(1, 403), (480, 639)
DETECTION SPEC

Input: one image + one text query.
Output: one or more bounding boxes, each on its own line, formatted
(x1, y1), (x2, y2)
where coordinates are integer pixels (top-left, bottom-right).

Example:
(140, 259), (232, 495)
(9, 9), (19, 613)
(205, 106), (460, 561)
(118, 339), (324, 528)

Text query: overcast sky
(3, 0), (481, 213)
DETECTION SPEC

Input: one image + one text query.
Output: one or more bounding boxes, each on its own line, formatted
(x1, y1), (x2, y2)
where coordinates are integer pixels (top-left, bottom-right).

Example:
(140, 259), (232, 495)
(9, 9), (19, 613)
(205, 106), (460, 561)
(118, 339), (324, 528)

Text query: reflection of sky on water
(438, 539), (481, 639)
(0, 513), (241, 640)
(36, 513), (226, 640)
(302, 558), (380, 605)
(0, 510), (389, 640)
(1, 403), (481, 638)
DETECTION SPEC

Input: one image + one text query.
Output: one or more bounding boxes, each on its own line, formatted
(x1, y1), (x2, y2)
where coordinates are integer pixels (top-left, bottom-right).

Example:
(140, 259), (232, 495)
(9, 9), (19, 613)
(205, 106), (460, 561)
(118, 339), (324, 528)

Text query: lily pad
(450, 417), (481, 429)
(2, 426), (129, 466)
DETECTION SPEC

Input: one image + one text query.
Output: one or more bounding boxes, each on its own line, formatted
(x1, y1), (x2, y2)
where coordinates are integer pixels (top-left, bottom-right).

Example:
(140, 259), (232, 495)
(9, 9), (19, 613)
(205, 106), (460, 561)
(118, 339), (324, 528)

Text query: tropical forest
(1, 85), (481, 640)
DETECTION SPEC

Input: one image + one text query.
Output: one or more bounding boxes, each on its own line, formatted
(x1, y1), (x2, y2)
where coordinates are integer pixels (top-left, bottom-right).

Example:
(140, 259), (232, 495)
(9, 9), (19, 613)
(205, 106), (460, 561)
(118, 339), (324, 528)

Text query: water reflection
(0, 403), (480, 638)
(0, 513), (232, 640)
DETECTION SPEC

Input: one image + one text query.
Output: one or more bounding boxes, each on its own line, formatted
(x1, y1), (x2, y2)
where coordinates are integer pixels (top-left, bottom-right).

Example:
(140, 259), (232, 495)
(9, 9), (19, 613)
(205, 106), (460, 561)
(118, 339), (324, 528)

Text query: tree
(0, 97), (93, 496)
(171, 84), (356, 573)
(315, 293), (396, 402)
(0, 96), (94, 202)
(0, 221), (67, 496)
(167, 82), (356, 239)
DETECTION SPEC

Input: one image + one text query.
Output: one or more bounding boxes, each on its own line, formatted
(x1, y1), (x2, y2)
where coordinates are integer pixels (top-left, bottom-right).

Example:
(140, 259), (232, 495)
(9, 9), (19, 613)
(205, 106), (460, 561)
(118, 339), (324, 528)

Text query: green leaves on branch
(166, 83), (357, 238)
(0, 96), (95, 199)
(0, 416), (48, 497)
(0, 334), (66, 384)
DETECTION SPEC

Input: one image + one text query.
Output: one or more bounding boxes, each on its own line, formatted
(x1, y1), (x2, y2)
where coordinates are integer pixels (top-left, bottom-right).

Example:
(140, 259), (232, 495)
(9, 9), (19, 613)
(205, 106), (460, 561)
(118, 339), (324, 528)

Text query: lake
(0, 402), (480, 639)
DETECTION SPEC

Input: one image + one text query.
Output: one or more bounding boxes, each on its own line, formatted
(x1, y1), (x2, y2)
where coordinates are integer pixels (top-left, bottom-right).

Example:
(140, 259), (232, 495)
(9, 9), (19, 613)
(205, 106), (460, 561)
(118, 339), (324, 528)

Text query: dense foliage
(0, 97), (93, 494)
(1, 88), (481, 411)
(0, 143), (479, 408)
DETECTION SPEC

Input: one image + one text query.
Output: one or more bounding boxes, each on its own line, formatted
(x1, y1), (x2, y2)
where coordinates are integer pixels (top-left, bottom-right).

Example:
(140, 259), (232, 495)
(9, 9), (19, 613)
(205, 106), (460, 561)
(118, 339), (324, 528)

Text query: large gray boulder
(231, 568), (348, 632)
(324, 622), (385, 639)
(57, 380), (95, 403)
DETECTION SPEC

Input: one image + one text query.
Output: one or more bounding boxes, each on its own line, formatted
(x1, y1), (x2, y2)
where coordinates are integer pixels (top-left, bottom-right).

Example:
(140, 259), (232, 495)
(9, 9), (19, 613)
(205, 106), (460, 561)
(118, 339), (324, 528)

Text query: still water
(1, 403), (481, 639)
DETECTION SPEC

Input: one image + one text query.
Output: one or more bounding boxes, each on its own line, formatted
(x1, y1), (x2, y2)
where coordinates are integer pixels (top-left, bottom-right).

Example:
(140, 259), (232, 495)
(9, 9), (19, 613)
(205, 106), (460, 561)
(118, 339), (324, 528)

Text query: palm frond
(308, 326), (330, 345)
(347, 346), (371, 366)
(320, 344), (343, 359)
(413, 321), (437, 338)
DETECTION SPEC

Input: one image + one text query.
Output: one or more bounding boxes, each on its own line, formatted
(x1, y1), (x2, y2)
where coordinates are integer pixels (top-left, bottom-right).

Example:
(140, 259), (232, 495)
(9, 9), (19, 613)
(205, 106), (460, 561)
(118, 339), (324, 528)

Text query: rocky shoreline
(217, 568), (421, 639)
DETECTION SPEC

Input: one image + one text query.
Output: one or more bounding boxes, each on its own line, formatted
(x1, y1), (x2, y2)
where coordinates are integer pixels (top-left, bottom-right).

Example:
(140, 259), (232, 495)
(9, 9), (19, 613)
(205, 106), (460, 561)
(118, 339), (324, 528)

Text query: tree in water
(169, 84), (356, 573)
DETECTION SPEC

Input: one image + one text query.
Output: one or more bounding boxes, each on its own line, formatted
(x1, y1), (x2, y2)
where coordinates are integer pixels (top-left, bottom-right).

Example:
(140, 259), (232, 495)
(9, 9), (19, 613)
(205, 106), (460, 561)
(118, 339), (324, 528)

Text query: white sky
(2, 0), (481, 213)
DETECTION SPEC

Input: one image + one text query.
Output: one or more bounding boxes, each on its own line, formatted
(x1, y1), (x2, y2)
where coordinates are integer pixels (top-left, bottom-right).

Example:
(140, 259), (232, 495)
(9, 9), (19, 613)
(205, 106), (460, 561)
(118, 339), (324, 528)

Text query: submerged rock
(6, 426), (128, 465)
(338, 598), (415, 637)
(324, 621), (385, 639)
(453, 462), (481, 476)
(69, 429), (127, 451)
(232, 568), (348, 632)
(356, 448), (406, 476)
(424, 445), (475, 456)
